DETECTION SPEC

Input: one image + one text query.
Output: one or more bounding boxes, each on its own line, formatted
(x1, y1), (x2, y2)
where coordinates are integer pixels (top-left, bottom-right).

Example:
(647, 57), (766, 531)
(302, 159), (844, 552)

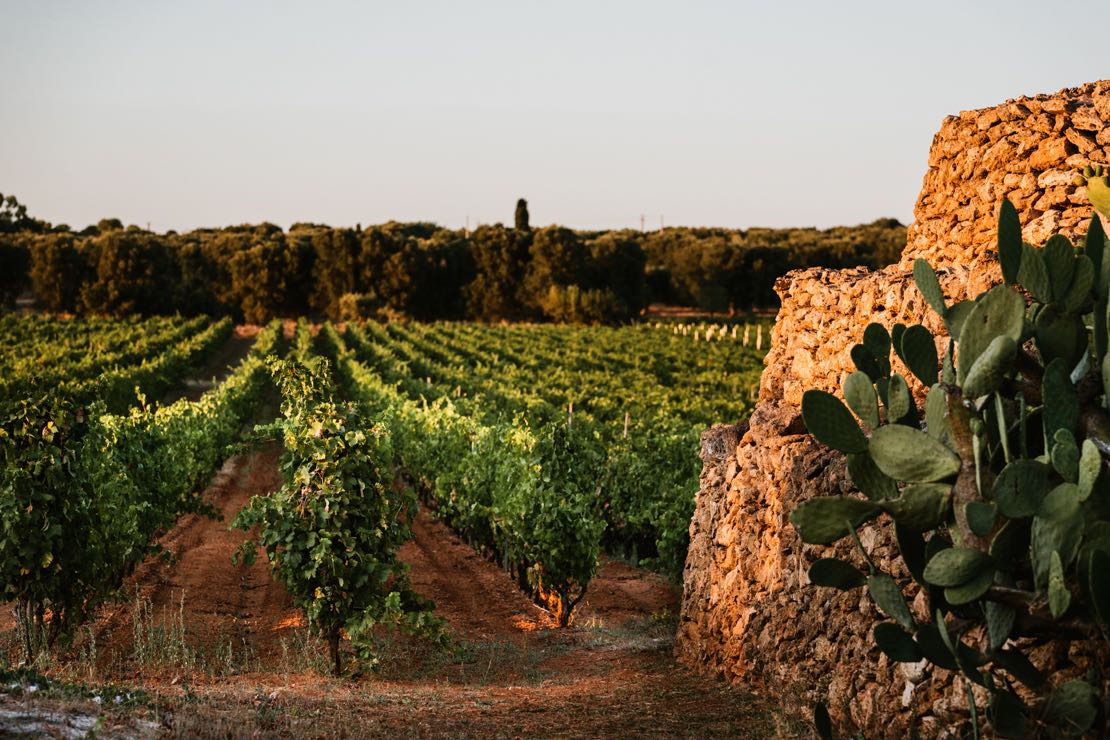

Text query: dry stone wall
(905, 80), (1110, 274)
(759, 80), (1110, 410)
(676, 81), (1110, 737)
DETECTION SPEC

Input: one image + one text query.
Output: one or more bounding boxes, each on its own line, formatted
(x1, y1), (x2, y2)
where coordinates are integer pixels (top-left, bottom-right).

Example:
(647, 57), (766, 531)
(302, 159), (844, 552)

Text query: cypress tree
(514, 198), (530, 231)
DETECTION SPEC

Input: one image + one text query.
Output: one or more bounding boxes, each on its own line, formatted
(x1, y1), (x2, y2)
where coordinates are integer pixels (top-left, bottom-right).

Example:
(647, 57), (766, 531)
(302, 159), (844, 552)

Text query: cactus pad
(867, 573), (914, 631)
(801, 390), (868, 454)
(912, 258), (947, 318)
(869, 425), (960, 482)
(886, 373), (912, 424)
(842, 371), (879, 429)
(790, 495), (881, 545)
(807, 558), (866, 590)
(992, 459), (1049, 518)
(961, 334), (1017, 398)
(899, 324), (938, 387)
(997, 199), (1023, 284)
(873, 623), (922, 662)
(880, 483), (952, 531)
(956, 285), (1025, 386)
(846, 452), (897, 501)
(1075, 168), (1110, 221)
(1042, 234), (1075, 303)
(922, 547), (991, 587)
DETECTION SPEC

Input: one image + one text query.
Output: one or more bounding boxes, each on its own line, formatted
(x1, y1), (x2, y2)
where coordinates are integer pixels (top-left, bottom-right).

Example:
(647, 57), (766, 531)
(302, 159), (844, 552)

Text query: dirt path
(89, 444), (302, 673)
(161, 324), (261, 405)
(0, 449), (788, 738)
(400, 510), (552, 640)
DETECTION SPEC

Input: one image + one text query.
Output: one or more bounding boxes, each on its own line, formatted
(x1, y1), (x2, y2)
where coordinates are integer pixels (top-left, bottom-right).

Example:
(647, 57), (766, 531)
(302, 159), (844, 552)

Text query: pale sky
(1, 1), (1107, 233)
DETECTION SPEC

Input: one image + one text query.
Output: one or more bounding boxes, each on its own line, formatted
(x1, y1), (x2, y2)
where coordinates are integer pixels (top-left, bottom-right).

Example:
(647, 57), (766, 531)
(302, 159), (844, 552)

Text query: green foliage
(464, 224), (532, 321)
(0, 392), (94, 651)
(582, 233), (648, 321)
(796, 196), (1110, 738)
(0, 193), (48, 234)
(336, 292), (384, 322)
(228, 233), (311, 322)
(0, 235), (29, 306)
(518, 424), (608, 625)
(0, 315), (233, 413)
(323, 316), (758, 583)
(321, 324), (609, 627)
(523, 226), (589, 316)
(78, 231), (175, 316)
(0, 321), (283, 660)
(309, 227), (361, 318)
(536, 283), (634, 324)
(14, 213), (901, 323)
(29, 235), (84, 313)
(643, 219), (905, 311)
(234, 357), (435, 675)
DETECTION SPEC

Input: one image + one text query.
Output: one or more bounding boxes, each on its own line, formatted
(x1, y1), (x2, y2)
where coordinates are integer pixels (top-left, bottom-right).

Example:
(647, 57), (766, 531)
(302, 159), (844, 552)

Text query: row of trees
(0, 195), (905, 322)
(640, 219), (905, 310)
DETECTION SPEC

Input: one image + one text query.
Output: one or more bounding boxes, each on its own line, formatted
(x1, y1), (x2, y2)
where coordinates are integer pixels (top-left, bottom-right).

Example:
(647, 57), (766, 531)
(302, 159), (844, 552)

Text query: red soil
(1, 445), (781, 738)
(90, 444), (301, 671)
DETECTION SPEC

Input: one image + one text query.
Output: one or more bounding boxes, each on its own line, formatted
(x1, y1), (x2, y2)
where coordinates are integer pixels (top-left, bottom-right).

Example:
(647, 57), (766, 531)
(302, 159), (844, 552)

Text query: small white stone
(899, 658), (929, 683)
(902, 680), (915, 707)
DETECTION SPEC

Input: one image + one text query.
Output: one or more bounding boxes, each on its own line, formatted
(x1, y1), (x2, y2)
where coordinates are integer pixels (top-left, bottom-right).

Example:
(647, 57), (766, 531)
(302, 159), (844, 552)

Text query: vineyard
(1, 316), (283, 657)
(328, 319), (767, 581)
(0, 313), (775, 736)
(0, 314), (232, 411)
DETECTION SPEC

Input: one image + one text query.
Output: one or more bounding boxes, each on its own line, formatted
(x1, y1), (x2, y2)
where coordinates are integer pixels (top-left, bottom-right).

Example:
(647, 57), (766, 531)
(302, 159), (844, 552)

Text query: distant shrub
(29, 234), (84, 313)
(78, 232), (173, 316)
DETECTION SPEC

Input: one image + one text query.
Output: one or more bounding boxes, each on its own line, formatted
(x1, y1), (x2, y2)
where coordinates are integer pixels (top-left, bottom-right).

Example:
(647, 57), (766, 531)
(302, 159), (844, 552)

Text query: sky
(1, 1), (1107, 233)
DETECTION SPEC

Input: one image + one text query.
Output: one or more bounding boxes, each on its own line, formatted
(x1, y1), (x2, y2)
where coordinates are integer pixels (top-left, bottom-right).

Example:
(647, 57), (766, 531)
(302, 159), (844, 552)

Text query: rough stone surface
(676, 81), (1110, 737)
(905, 79), (1110, 275)
(758, 264), (995, 409)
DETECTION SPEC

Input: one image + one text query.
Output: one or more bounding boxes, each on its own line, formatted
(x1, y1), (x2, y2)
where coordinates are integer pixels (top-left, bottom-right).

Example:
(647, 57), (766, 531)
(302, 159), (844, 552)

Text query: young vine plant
(234, 357), (440, 676)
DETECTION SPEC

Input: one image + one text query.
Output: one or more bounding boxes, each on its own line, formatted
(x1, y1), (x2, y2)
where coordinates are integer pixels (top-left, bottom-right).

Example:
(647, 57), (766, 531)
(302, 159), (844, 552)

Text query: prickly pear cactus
(794, 192), (1110, 738)
(1075, 165), (1110, 225)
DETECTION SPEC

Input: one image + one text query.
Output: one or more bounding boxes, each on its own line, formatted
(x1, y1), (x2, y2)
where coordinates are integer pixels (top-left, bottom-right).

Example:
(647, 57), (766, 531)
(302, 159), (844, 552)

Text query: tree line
(0, 194), (905, 322)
